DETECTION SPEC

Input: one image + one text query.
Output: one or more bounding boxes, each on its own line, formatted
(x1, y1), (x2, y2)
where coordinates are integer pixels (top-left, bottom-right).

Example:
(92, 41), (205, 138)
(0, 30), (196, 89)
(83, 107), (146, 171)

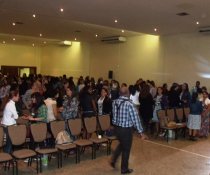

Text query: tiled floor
(1, 135), (210, 175)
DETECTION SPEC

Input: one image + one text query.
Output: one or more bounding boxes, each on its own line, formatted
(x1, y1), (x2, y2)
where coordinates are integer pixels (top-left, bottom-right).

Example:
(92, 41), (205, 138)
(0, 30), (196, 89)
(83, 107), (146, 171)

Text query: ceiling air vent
(101, 36), (126, 44)
(176, 12), (189, 16)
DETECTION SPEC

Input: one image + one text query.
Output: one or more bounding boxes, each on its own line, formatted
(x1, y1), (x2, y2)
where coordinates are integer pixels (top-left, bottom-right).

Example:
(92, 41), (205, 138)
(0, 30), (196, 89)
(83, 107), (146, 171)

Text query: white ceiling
(0, 0), (210, 44)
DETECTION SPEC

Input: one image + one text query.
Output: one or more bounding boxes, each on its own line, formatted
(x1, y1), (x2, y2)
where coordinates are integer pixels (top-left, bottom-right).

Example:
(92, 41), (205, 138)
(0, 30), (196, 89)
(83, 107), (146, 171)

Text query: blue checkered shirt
(112, 96), (143, 133)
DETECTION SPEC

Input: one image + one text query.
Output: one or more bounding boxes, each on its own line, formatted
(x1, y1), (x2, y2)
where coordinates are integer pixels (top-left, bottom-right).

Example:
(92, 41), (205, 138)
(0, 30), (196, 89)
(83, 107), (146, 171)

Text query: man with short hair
(110, 86), (147, 174)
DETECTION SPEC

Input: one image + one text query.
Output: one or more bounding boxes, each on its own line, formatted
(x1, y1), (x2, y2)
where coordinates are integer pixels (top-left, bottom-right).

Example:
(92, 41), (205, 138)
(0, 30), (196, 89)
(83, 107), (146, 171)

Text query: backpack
(55, 130), (72, 145)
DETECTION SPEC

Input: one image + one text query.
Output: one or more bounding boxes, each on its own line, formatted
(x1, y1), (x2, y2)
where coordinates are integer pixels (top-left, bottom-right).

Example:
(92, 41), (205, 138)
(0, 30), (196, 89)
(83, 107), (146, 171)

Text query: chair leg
(75, 149), (78, 164)
(16, 161), (18, 175)
(39, 155), (42, 173)
(57, 152), (59, 168)
(78, 147), (80, 163)
(12, 161), (15, 175)
(36, 156), (39, 174)
(166, 130), (169, 142)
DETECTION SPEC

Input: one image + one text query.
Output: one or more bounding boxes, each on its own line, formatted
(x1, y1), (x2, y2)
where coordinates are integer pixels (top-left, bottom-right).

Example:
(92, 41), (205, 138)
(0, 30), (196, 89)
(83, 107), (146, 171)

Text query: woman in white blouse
(1, 89), (20, 153)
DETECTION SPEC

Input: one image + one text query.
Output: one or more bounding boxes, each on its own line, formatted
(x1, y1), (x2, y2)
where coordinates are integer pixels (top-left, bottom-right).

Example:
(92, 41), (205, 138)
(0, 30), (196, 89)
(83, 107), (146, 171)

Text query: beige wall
(0, 42), (90, 80)
(1, 33), (210, 89)
(160, 33), (210, 88)
(90, 33), (210, 88)
(90, 35), (162, 85)
(41, 42), (90, 79)
(0, 43), (41, 73)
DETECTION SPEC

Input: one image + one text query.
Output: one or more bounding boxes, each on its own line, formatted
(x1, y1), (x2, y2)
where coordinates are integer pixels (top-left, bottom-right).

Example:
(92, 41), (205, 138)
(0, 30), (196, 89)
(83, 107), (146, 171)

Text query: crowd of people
(0, 73), (210, 154)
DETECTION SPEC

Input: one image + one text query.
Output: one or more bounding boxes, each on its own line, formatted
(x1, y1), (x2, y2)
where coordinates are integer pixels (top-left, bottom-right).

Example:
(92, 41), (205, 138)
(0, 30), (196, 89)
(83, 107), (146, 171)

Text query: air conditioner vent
(101, 36), (126, 43)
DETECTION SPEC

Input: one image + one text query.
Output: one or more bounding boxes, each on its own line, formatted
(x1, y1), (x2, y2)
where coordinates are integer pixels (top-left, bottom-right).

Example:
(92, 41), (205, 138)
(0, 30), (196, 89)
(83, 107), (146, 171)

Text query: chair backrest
(0, 127), (4, 148)
(98, 115), (110, 131)
(50, 120), (65, 139)
(184, 107), (190, 118)
(175, 108), (184, 122)
(157, 110), (167, 127)
(30, 123), (47, 142)
(8, 125), (27, 146)
(68, 118), (82, 136)
(166, 109), (175, 121)
(84, 117), (97, 134)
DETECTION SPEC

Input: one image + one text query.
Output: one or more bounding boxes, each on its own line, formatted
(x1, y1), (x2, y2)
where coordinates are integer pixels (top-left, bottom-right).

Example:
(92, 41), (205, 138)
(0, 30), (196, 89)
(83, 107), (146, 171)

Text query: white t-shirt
(130, 91), (140, 105)
(97, 97), (105, 115)
(204, 98), (210, 106)
(44, 98), (57, 122)
(1, 100), (18, 126)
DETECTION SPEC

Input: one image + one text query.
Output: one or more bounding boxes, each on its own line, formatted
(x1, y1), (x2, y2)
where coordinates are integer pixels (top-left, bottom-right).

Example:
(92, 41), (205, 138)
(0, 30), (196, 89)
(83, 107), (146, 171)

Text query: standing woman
(139, 84), (154, 132)
(152, 87), (168, 134)
(60, 86), (79, 120)
(180, 83), (191, 107)
(199, 91), (210, 137)
(97, 87), (112, 116)
(1, 89), (20, 153)
(188, 92), (202, 141)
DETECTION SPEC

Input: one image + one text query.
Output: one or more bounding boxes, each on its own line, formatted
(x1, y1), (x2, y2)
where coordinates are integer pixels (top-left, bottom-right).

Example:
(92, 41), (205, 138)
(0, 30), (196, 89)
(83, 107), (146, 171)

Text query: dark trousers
(3, 127), (12, 153)
(111, 126), (133, 171)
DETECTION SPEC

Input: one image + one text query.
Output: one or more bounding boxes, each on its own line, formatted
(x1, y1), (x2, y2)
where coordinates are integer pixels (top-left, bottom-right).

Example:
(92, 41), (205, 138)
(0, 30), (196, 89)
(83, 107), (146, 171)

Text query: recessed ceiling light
(39, 33), (42, 37)
(95, 34), (98, 37)
(3, 41), (6, 44)
(154, 28), (157, 32)
(32, 43), (35, 47)
(13, 38), (15, 41)
(121, 30), (125, 33)
(32, 14), (36, 18)
(74, 38), (77, 41)
(196, 21), (200, 25)
(60, 8), (64, 12)
(114, 19), (118, 23)
(12, 22), (16, 26)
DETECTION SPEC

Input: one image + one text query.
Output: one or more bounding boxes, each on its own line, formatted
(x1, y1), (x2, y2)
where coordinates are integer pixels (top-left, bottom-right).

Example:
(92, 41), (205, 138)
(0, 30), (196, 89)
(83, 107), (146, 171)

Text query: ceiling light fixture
(121, 30), (125, 33)
(154, 28), (157, 32)
(39, 33), (42, 37)
(114, 19), (118, 23)
(32, 14), (36, 18)
(13, 38), (15, 41)
(32, 43), (35, 47)
(60, 8), (64, 12)
(43, 41), (46, 44)
(95, 34), (98, 37)
(3, 41), (6, 44)
(196, 21), (200, 25)
(74, 38), (77, 41)
(12, 22), (16, 26)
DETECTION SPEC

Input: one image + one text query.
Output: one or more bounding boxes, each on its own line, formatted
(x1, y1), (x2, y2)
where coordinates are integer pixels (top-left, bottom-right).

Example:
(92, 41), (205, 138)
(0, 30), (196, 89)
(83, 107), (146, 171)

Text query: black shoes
(121, 169), (134, 174)
(189, 136), (197, 141)
(110, 162), (115, 168)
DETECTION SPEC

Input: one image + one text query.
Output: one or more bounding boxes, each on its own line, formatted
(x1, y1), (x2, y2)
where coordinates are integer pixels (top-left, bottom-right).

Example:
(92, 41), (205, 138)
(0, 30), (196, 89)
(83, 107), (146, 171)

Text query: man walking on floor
(110, 86), (147, 174)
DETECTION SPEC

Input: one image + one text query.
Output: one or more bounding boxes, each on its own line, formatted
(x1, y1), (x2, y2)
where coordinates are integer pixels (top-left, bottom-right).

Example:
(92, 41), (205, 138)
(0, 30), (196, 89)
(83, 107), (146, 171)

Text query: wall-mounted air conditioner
(199, 26), (210, 34)
(101, 36), (126, 43)
(59, 40), (72, 46)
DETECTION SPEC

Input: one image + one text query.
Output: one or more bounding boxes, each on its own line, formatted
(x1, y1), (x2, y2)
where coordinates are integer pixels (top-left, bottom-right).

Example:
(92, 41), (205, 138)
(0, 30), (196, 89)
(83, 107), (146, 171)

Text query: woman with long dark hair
(188, 92), (202, 141)
(139, 84), (154, 132)
(60, 86), (79, 120)
(199, 91), (210, 137)
(28, 92), (47, 122)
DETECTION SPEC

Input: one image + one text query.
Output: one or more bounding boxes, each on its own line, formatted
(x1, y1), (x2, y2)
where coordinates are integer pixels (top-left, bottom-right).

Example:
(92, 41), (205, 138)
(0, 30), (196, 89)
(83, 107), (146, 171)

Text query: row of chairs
(157, 107), (190, 142)
(0, 114), (117, 175)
